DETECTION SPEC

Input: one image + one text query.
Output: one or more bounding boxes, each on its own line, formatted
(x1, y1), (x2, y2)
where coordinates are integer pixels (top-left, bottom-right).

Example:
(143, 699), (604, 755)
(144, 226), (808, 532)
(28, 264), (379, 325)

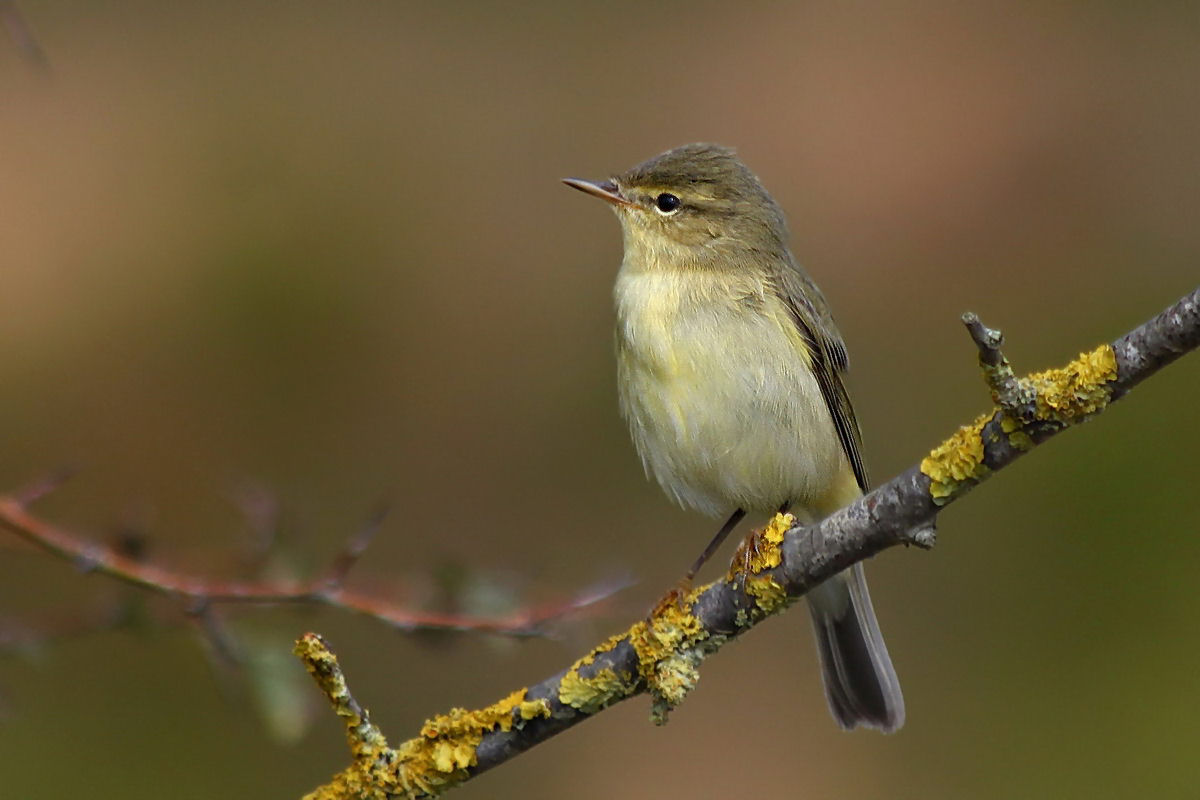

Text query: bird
(563, 143), (904, 732)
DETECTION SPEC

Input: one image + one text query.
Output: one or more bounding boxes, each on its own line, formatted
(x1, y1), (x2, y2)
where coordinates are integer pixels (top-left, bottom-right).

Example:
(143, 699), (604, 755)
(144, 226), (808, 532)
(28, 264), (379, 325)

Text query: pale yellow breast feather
(613, 265), (847, 517)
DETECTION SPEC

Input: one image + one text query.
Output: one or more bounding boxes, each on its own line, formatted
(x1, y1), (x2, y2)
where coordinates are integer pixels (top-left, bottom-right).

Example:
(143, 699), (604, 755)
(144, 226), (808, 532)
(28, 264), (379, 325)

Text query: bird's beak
(561, 177), (634, 207)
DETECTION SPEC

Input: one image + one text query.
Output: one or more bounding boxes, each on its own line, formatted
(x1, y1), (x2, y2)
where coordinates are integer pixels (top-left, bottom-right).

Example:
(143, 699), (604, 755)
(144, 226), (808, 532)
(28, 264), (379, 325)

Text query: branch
(297, 286), (1200, 799)
(0, 490), (627, 640)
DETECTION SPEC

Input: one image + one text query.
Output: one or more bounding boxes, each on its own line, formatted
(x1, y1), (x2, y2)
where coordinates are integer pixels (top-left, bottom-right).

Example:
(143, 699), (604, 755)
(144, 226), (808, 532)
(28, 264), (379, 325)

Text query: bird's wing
(770, 258), (870, 493)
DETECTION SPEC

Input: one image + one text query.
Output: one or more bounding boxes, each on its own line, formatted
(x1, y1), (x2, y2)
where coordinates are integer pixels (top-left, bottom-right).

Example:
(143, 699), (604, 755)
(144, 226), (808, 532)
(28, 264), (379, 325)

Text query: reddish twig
(0, 493), (628, 638)
(320, 503), (389, 590)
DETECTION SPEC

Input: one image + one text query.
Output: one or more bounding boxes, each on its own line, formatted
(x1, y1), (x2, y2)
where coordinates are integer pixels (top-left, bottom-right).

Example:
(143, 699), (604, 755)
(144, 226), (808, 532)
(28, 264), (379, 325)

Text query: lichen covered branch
(961, 311), (1028, 416)
(299, 286), (1199, 799)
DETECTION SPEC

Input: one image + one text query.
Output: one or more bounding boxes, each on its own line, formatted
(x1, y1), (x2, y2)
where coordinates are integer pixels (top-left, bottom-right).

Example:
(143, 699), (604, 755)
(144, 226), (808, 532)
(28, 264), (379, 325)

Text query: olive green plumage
(565, 143), (904, 732)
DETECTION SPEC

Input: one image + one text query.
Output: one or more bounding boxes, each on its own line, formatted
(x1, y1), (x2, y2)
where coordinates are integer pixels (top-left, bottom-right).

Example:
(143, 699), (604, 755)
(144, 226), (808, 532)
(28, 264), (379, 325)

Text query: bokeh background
(1, 2), (1198, 798)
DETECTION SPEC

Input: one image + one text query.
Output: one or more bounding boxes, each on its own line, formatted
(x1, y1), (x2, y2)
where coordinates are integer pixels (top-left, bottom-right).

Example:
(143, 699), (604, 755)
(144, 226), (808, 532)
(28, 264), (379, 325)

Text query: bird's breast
(613, 267), (846, 516)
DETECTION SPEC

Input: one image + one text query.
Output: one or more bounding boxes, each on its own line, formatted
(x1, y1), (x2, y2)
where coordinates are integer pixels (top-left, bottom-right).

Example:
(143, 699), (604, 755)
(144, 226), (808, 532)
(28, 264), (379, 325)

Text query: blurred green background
(1, 2), (1198, 798)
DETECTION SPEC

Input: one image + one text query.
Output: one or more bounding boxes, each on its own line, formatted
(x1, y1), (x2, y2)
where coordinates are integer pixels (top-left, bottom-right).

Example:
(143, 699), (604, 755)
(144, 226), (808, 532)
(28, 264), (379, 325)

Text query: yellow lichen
(922, 344), (1117, 506)
(352, 687), (551, 798)
(744, 574), (789, 615)
(295, 634), (403, 799)
(921, 413), (992, 504)
(729, 512), (791, 579)
(303, 763), (391, 800)
(561, 595), (717, 725)
(1025, 344), (1118, 423)
(423, 688), (548, 737)
(648, 649), (702, 725)
(630, 596), (704, 676)
(431, 741), (474, 773)
(559, 666), (626, 713)
(724, 513), (792, 616)
(998, 413), (1034, 451)
(557, 633), (632, 713)
(627, 586), (711, 724)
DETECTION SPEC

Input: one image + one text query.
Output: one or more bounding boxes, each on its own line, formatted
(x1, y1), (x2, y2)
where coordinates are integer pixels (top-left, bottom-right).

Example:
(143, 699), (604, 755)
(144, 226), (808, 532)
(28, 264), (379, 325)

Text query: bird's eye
(654, 193), (681, 215)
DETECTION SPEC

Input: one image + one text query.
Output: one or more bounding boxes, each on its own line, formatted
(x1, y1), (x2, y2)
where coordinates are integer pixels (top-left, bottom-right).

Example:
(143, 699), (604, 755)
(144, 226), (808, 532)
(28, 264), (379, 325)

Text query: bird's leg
(652, 508), (746, 614)
(686, 508), (746, 581)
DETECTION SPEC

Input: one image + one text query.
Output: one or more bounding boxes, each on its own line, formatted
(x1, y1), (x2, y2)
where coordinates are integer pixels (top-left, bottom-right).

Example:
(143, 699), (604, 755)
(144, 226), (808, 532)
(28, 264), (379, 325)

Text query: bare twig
(297, 286), (1199, 799)
(188, 601), (246, 669)
(0, 496), (627, 639)
(11, 465), (78, 508)
(320, 504), (389, 590)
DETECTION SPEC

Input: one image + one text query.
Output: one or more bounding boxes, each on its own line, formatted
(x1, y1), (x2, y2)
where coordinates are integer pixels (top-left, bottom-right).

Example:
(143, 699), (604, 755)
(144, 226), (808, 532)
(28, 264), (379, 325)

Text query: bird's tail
(806, 562), (905, 732)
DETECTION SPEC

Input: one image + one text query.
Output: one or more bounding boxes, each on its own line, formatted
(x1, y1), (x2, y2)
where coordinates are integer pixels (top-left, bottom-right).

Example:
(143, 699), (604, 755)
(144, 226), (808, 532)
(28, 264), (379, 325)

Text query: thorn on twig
(191, 603), (245, 670)
(229, 480), (282, 561)
(322, 504), (390, 589)
(12, 465), (79, 508)
(961, 312), (1005, 366)
(961, 312), (1032, 419)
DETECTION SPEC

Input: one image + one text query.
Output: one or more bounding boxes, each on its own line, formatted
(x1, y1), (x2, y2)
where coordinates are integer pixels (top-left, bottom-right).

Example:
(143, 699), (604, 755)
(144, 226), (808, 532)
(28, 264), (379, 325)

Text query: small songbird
(563, 144), (904, 732)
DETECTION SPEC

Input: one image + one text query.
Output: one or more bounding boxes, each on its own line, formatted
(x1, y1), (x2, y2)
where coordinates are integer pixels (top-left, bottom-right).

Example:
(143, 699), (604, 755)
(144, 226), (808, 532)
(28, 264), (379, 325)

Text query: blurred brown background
(1, 2), (1198, 798)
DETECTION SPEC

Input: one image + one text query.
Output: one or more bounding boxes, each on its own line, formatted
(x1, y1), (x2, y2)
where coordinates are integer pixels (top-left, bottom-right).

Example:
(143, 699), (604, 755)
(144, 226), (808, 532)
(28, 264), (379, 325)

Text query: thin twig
(960, 312), (1030, 417)
(0, 495), (627, 638)
(11, 465), (78, 508)
(321, 504), (389, 590)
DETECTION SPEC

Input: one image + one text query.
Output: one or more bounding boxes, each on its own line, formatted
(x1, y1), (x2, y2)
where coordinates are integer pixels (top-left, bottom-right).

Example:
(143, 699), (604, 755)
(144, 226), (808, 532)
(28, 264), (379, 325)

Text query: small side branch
(297, 285), (1199, 799)
(295, 635), (398, 800)
(961, 311), (1031, 418)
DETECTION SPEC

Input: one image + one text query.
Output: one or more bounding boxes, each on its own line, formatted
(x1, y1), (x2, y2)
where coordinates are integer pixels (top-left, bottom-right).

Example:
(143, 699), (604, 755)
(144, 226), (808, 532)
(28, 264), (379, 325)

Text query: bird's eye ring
(654, 193), (681, 215)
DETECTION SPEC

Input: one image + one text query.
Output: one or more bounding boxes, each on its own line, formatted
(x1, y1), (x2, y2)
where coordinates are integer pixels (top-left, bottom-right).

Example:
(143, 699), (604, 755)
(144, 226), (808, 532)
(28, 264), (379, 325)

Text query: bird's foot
(648, 577), (695, 620)
(728, 512), (791, 587)
(729, 528), (764, 589)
